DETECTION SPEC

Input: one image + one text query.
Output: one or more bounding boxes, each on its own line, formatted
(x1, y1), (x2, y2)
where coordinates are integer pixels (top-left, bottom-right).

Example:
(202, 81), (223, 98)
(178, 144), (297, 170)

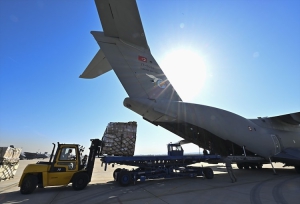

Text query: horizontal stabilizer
(95, 0), (149, 49)
(80, 49), (112, 79)
(269, 112), (300, 125)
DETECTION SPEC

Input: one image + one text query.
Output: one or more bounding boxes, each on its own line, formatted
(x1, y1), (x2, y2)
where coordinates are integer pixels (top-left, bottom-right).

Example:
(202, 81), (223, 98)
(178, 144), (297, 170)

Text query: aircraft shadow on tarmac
(0, 167), (299, 204)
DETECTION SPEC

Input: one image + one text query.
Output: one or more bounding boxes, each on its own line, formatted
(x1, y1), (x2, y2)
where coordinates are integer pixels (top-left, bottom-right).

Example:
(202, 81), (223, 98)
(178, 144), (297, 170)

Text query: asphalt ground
(0, 159), (299, 204)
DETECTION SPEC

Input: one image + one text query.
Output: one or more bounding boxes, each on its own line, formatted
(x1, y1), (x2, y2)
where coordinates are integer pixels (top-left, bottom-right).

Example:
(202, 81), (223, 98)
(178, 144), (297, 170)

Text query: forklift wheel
(72, 173), (89, 190)
(203, 168), (214, 179)
(118, 171), (132, 186)
(20, 174), (38, 194)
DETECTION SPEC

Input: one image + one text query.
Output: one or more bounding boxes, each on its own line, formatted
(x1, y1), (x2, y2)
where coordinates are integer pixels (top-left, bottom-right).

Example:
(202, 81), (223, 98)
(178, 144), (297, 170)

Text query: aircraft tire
(113, 168), (122, 180)
(118, 171), (132, 186)
(250, 165), (256, 169)
(20, 174), (38, 194)
(295, 166), (300, 174)
(244, 165), (250, 170)
(237, 164), (244, 169)
(72, 173), (89, 190)
(203, 168), (214, 179)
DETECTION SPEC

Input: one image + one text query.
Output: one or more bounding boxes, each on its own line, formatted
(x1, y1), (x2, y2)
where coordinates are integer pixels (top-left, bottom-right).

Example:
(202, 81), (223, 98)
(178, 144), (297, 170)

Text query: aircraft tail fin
(81, 0), (181, 101)
(95, 0), (149, 50)
(88, 31), (182, 101)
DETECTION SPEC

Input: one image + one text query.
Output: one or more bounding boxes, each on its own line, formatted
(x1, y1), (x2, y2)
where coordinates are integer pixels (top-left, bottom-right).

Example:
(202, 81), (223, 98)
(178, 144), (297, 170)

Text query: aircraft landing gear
(269, 157), (277, 175)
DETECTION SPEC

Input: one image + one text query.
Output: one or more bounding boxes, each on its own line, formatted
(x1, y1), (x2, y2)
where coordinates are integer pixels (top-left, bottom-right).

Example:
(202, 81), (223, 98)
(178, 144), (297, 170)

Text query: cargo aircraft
(80, 0), (300, 173)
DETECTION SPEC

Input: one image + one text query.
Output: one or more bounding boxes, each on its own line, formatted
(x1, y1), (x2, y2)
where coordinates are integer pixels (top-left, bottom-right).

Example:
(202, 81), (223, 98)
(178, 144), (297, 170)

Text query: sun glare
(160, 49), (207, 102)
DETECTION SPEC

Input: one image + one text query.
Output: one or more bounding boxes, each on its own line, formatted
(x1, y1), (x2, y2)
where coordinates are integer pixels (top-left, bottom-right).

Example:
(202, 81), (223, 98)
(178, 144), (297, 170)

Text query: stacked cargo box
(102, 122), (137, 156)
(0, 147), (22, 181)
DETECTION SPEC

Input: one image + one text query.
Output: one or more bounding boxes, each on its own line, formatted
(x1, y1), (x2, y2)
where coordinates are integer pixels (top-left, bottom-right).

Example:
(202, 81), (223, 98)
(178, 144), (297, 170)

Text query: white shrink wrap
(0, 147), (21, 181)
(102, 122), (137, 156)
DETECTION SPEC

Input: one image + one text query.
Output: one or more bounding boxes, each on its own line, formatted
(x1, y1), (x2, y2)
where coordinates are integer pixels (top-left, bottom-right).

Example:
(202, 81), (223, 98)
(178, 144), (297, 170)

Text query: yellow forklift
(18, 139), (102, 194)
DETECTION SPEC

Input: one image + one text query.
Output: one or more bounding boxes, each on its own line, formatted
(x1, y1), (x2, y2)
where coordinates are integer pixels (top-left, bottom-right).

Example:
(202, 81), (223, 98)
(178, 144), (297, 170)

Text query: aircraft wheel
(113, 168), (122, 180)
(250, 165), (256, 169)
(295, 166), (300, 174)
(203, 168), (214, 179)
(237, 164), (244, 169)
(72, 173), (89, 190)
(118, 171), (132, 186)
(244, 165), (250, 170)
(20, 174), (38, 194)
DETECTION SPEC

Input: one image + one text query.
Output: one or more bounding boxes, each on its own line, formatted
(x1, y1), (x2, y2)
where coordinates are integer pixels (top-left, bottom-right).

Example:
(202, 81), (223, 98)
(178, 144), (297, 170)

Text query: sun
(160, 48), (207, 102)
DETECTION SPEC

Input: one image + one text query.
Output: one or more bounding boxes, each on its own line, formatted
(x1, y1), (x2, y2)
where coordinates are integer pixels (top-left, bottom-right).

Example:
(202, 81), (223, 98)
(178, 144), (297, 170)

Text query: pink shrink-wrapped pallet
(101, 122), (137, 156)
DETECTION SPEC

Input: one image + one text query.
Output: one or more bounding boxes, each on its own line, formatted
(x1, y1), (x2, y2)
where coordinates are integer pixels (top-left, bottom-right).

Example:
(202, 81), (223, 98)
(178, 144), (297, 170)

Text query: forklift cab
(52, 145), (80, 171)
(45, 144), (82, 187)
(167, 143), (184, 156)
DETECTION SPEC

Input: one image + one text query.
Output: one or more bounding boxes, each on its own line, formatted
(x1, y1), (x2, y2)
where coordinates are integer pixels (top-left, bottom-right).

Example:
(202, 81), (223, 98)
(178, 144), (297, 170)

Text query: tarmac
(0, 159), (299, 204)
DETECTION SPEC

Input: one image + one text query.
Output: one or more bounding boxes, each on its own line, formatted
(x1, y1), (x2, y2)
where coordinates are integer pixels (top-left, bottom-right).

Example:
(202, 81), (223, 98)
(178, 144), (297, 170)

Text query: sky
(0, 0), (299, 155)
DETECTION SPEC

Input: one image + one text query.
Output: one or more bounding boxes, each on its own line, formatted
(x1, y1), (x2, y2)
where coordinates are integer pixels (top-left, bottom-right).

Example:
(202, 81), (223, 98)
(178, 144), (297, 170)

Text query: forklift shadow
(0, 182), (119, 204)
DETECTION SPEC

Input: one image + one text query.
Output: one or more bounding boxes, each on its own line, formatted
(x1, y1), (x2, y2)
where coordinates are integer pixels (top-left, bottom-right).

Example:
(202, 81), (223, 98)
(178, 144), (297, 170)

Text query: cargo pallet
(1, 146), (22, 181)
(100, 143), (221, 186)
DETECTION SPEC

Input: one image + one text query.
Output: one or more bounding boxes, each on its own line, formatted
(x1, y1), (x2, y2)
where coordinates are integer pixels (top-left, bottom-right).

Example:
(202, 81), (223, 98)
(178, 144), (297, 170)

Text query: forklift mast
(86, 139), (102, 181)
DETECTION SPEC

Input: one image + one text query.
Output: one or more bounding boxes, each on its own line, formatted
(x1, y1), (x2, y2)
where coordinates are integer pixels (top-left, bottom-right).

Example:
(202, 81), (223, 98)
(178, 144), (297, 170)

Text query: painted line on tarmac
(93, 182), (156, 204)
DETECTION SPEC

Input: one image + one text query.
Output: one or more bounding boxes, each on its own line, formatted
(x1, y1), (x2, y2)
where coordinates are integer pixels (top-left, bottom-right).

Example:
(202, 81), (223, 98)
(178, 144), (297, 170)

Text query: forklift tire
(20, 174), (38, 194)
(203, 168), (214, 179)
(113, 168), (122, 180)
(72, 173), (89, 191)
(118, 171), (132, 186)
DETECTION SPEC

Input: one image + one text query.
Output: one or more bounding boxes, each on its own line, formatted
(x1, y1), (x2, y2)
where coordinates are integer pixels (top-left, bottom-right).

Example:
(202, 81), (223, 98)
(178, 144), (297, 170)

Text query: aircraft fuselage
(124, 97), (300, 160)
